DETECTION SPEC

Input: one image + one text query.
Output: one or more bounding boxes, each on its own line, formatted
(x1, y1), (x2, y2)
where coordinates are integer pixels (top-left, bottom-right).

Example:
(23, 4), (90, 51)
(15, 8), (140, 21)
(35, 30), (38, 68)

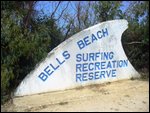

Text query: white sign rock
(14, 20), (140, 96)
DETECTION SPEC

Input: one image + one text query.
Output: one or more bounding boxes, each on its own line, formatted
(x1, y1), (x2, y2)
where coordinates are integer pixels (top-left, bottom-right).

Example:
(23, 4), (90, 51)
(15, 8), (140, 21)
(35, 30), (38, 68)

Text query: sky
(34, 1), (130, 28)
(120, 1), (130, 13)
(35, 1), (75, 18)
(35, 1), (130, 16)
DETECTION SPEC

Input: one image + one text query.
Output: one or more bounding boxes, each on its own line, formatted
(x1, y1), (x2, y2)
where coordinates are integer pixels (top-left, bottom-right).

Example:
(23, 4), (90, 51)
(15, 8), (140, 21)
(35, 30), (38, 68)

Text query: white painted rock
(14, 19), (140, 96)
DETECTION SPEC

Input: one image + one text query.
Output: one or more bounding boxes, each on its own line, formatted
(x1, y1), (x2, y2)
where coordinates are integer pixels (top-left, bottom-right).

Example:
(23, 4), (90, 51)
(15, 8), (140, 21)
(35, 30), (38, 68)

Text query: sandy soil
(1, 79), (149, 112)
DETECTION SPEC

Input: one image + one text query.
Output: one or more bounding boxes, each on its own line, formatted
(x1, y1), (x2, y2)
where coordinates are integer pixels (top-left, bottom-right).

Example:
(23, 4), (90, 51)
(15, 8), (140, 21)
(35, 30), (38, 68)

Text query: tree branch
(50, 1), (61, 19)
(77, 1), (81, 30)
(23, 1), (35, 29)
(125, 41), (148, 45)
(63, 21), (72, 41)
(55, 1), (70, 21)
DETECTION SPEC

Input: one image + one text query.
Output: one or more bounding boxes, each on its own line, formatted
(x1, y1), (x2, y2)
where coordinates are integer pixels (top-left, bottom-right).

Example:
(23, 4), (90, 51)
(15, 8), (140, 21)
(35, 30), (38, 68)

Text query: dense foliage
(1, 1), (63, 103)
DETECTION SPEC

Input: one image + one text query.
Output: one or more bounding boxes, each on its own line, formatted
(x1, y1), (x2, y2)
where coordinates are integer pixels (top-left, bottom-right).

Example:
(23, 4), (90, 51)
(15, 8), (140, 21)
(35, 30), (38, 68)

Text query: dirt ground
(1, 79), (149, 112)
